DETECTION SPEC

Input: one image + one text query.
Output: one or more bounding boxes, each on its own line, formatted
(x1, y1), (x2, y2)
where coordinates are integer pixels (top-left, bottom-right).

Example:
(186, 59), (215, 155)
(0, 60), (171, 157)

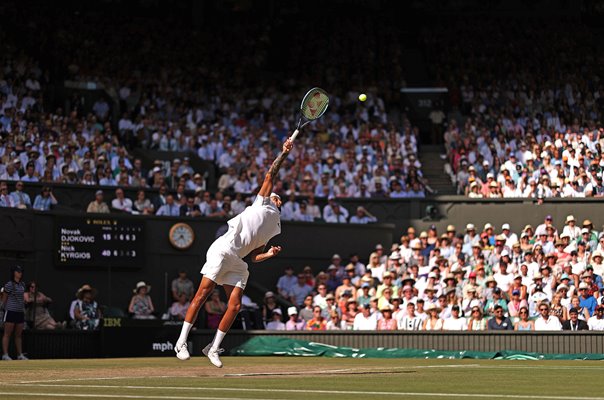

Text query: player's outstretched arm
(258, 138), (293, 197)
(249, 245), (282, 263)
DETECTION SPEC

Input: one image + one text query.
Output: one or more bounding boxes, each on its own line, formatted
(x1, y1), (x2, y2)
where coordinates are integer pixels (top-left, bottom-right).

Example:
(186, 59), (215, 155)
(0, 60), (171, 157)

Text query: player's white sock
(177, 321), (193, 346)
(210, 329), (226, 350)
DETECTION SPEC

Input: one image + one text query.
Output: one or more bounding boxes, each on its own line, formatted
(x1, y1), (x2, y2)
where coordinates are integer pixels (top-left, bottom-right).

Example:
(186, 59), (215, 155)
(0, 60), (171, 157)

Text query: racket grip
(290, 129), (300, 142)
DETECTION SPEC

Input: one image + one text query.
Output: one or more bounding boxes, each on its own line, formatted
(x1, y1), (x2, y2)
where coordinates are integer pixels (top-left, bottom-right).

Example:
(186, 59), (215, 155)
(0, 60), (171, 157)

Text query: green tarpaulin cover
(231, 336), (604, 360)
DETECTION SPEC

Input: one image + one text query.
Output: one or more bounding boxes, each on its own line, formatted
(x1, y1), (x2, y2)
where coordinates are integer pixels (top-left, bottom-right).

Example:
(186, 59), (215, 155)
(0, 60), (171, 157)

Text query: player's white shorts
(200, 241), (249, 289)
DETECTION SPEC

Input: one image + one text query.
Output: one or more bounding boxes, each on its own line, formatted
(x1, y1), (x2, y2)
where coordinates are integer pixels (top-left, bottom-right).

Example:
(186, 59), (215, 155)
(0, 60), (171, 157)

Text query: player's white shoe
(202, 344), (224, 368)
(17, 353), (29, 360)
(175, 342), (190, 361)
(2, 354), (12, 361)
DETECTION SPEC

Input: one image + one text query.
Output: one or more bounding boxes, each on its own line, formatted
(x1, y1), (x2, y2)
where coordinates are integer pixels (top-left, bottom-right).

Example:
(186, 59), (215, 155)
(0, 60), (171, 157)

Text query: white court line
(19, 375), (199, 384)
(467, 365), (604, 370)
(223, 363), (476, 376)
(224, 367), (353, 376)
(1, 393), (285, 400)
(11, 384), (604, 400)
(14, 364), (477, 383)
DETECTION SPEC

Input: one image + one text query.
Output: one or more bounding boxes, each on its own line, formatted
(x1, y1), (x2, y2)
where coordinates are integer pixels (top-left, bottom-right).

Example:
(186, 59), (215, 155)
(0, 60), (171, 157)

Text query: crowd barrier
(5, 179), (604, 235)
(3, 319), (604, 359)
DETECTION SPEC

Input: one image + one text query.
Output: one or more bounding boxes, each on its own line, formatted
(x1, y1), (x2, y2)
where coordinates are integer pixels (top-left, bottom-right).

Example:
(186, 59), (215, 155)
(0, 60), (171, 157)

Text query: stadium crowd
(421, 19), (604, 197)
(6, 214), (604, 335)
(264, 216), (604, 331)
(0, 6), (429, 225)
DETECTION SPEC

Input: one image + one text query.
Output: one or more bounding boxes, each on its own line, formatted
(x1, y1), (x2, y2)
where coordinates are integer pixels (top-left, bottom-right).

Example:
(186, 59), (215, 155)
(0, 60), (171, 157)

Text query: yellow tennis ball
(359, 93), (367, 102)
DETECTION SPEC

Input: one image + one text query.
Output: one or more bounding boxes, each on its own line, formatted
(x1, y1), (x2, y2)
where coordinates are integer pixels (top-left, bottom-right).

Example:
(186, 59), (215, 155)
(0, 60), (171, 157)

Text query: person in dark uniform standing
(2, 265), (28, 360)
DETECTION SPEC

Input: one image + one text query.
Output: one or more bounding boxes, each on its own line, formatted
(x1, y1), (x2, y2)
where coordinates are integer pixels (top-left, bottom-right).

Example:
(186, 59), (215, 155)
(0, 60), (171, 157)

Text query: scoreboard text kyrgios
(55, 216), (145, 267)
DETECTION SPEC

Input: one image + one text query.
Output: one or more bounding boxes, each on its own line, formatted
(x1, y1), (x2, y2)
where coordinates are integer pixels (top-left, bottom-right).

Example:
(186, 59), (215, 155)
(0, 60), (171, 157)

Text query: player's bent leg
(175, 277), (217, 361)
(203, 284), (243, 368)
(219, 285), (243, 332)
(185, 277), (217, 323)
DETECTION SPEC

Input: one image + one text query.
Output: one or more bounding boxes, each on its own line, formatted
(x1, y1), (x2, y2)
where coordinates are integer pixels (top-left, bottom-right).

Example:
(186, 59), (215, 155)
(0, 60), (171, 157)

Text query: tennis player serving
(175, 138), (294, 367)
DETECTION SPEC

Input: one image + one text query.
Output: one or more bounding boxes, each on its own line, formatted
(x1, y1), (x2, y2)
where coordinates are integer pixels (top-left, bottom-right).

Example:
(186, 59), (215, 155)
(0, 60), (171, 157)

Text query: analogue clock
(169, 223), (195, 250)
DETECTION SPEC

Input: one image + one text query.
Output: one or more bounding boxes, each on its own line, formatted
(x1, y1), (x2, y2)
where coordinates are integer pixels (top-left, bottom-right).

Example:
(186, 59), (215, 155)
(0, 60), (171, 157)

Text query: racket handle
(290, 129), (300, 142)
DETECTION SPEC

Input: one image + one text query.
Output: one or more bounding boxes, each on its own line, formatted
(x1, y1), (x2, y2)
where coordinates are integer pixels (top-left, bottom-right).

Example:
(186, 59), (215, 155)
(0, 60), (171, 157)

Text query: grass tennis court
(1, 356), (603, 400)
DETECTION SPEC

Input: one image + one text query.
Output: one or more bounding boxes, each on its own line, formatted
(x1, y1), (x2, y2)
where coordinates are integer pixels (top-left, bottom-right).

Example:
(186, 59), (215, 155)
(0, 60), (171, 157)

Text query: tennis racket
(290, 87), (329, 142)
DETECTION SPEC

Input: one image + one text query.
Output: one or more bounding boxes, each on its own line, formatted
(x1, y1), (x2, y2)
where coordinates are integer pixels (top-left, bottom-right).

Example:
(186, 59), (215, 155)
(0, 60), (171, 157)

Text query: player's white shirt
(219, 195), (281, 258)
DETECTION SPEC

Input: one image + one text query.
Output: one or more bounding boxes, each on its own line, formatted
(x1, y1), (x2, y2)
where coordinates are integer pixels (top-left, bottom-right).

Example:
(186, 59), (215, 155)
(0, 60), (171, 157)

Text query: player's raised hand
(283, 138), (293, 153)
(267, 245), (282, 257)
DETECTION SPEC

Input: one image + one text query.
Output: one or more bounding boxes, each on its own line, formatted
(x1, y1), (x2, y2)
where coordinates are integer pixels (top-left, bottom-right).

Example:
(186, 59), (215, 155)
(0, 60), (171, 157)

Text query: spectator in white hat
(377, 304), (397, 330)
(501, 223), (518, 247)
(562, 215), (581, 241)
(590, 250), (604, 277)
(129, 281), (156, 320)
(422, 303), (444, 330)
(388, 251), (404, 275)
(463, 223), (480, 247)
(468, 181), (483, 198)
(266, 309), (285, 330)
(285, 307), (304, 331)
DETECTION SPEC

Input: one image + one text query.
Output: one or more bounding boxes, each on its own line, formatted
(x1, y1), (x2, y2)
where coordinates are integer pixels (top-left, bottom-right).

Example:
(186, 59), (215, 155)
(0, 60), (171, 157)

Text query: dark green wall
(0, 208), (394, 316)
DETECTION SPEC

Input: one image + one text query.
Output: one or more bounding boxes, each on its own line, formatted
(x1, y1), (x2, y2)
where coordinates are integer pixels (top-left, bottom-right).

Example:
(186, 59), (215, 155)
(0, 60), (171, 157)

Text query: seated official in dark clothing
(562, 307), (589, 331)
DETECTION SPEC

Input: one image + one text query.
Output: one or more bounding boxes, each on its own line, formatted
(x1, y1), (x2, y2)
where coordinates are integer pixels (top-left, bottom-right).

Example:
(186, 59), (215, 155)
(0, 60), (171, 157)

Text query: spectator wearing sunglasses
(514, 307), (534, 331)
(9, 181), (31, 209)
(578, 282), (597, 316)
(305, 306), (326, 331)
(534, 303), (562, 331)
(487, 305), (512, 330)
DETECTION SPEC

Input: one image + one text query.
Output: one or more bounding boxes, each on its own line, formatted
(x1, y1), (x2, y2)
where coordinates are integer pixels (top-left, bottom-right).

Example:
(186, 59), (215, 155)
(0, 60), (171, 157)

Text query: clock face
(169, 223), (194, 250)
